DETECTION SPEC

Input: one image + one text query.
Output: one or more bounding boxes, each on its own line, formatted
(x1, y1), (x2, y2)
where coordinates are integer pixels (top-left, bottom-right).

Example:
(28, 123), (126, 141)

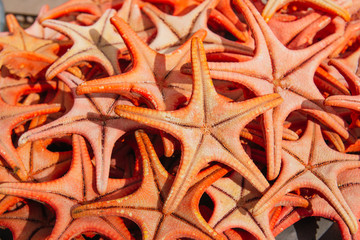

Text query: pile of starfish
(0, 0), (359, 239)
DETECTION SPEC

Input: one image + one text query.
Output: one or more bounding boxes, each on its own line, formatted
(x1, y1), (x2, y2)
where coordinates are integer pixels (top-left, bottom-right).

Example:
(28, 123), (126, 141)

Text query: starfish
(202, 0), (352, 181)
(17, 116), (73, 182)
(42, 9), (126, 80)
(0, 14), (59, 78)
(253, 120), (360, 235)
(0, 85), (61, 181)
(76, 16), (208, 157)
(206, 171), (309, 240)
(141, 0), (252, 53)
(73, 129), (228, 240)
(0, 134), (141, 239)
(261, 0), (350, 22)
(18, 71), (141, 194)
(272, 168), (360, 239)
(0, 200), (54, 240)
(39, 0), (124, 23)
(114, 37), (283, 214)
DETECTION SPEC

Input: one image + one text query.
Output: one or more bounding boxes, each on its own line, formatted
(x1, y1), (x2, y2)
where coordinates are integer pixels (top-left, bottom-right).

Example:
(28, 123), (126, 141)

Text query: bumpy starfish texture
(18, 72), (140, 194)
(205, 0), (351, 181)
(73, 129), (228, 240)
(114, 37), (283, 214)
(0, 14), (59, 78)
(42, 9), (125, 80)
(0, 134), (140, 239)
(261, 0), (350, 22)
(253, 121), (360, 235)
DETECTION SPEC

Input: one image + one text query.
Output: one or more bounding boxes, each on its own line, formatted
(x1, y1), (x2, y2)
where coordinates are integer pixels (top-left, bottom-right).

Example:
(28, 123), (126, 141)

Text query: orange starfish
(73, 129), (228, 239)
(0, 134), (141, 239)
(114, 37), (282, 214)
(0, 14), (59, 78)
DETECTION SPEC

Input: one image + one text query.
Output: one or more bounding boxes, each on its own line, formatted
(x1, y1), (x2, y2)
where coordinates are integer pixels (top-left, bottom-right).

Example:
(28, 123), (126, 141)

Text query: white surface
(3, 0), (67, 15)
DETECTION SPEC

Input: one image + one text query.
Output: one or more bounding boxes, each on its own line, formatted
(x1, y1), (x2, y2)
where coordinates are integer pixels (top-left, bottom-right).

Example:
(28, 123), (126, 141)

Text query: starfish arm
(39, 0), (103, 22)
(325, 94), (360, 111)
(261, 0), (350, 22)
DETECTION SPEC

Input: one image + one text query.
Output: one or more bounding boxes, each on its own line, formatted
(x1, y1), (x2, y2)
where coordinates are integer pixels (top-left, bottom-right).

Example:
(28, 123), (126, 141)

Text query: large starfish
(253, 120), (360, 235)
(42, 9), (126, 80)
(261, 0), (350, 22)
(73, 129), (228, 240)
(114, 37), (282, 214)
(76, 16), (208, 157)
(203, 0), (352, 181)
(0, 134), (141, 239)
(18, 71), (141, 194)
(0, 14), (59, 78)
(77, 15), (207, 111)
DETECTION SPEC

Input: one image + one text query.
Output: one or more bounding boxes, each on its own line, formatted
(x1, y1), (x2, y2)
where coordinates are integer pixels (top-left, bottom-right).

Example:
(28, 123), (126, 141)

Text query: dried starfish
(42, 9), (125, 79)
(204, 0), (351, 181)
(0, 134), (141, 239)
(0, 14), (59, 78)
(206, 171), (308, 240)
(114, 37), (282, 214)
(18, 72), (140, 194)
(73, 129), (228, 240)
(142, 0), (251, 53)
(253, 120), (360, 235)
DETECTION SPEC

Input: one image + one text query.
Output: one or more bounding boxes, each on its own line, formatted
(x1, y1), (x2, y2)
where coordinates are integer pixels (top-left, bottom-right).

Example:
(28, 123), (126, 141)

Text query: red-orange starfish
(0, 14), (59, 78)
(0, 134), (140, 239)
(205, 0), (351, 181)
(73, 129), (228, 239)
(114, 37), (282, 214)
(253, 120), (360, 235)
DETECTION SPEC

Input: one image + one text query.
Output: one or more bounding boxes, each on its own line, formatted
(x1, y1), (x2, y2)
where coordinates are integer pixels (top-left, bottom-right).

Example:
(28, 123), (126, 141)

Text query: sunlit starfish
(0, 14), (59, 78)
(42, 9), (126, 80)
(114, 37), (282, 214)
(203, 0), (351, 181)
(253, 120), (360, 235)
(0, 134), (141, 239)
(18, 72), (141, 194)
(73, 129), (228, 239)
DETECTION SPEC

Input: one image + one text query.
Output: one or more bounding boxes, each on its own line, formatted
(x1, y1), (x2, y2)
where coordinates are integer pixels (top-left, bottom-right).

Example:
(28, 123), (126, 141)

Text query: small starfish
(114, 37), (282, 214)
(73, 129), (228, 240)
(0, 87), (61, 181)
(141, 0), (252, 53)
(273, 168), (360, 239)
(0, 14), (59, 78)
(206, 171), (308, 240)
(261, 0), (350, 22)
(204, 0), (351, 181)
(42, 9), (126, 80)
(18, 71), (141, 194)
(253, 120), (360, 235)
(0, 134), (141, 239)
